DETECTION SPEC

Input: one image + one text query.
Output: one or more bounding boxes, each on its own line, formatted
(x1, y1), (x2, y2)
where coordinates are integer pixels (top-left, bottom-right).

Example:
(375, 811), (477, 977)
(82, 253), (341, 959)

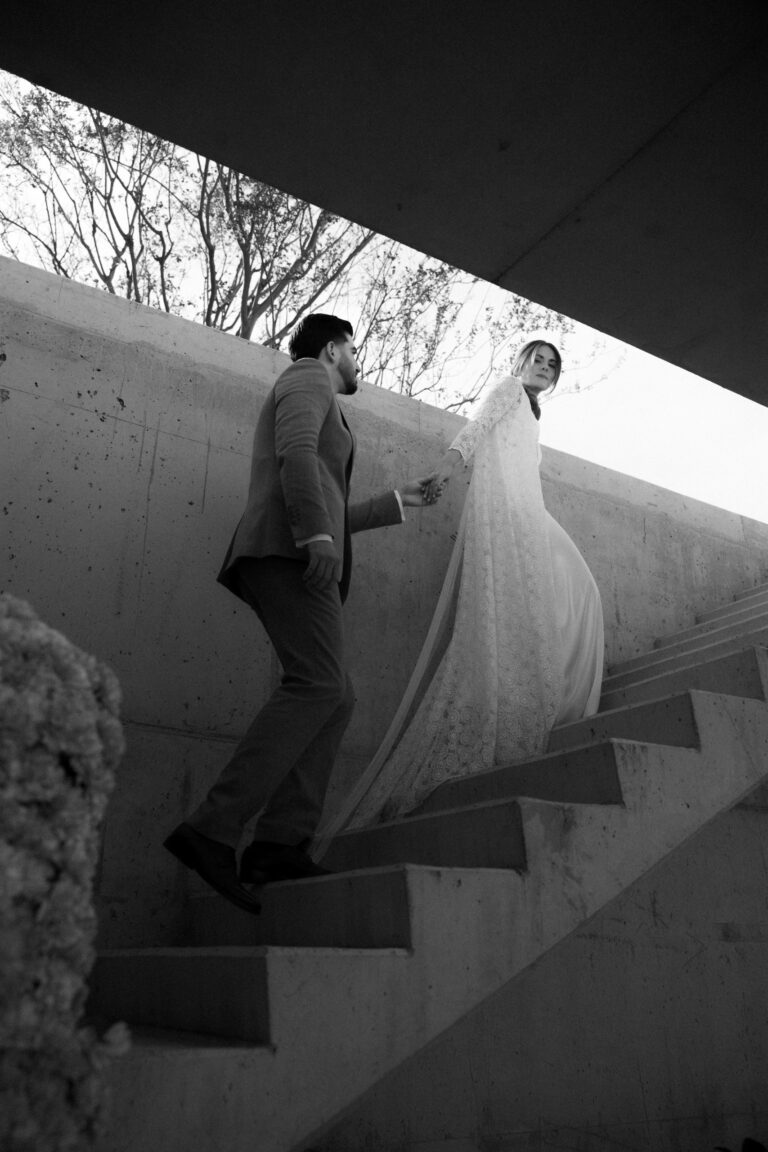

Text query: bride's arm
(425, 377), (524, 499)
(450, 375), (523, 461)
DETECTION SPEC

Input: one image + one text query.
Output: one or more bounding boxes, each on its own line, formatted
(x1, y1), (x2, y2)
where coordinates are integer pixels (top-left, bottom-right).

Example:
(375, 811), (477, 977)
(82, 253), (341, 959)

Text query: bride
(318, 340), (604, 840)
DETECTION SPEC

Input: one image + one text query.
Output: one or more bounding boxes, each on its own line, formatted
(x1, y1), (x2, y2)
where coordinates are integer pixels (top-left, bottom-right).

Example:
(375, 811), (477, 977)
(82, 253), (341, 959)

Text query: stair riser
(656, 606), (768, 648)
(188, 868), (415, 948)
(733, 581), (768, 602)
(697, 589), (768, 625)
(601, 648), (768, 712)
(412, 741), (623, 815)
(610, 621), (768, 678)
(89, 951), (271, 1043)
(549, 692), (699, 753)
(605, 628), (768, 689)
(322, 799), (527, 873)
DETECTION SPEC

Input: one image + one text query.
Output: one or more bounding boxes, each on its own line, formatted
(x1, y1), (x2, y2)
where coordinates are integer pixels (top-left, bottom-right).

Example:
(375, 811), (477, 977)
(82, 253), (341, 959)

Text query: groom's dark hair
(288, 313), (354, 361)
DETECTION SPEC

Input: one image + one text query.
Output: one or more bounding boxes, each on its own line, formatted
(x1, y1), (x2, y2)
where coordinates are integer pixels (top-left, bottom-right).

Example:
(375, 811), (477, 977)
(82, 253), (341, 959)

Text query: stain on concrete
(0, 388), (9, 403)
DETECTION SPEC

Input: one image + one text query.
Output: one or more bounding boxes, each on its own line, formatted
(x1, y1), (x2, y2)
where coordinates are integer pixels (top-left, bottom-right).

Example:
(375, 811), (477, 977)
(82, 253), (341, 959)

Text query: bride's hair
(512, 340), (562, 420)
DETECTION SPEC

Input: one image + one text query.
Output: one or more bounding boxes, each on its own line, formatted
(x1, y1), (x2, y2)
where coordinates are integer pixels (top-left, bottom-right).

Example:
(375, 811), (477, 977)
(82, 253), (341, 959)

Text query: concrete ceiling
(2, 1), (768, 405)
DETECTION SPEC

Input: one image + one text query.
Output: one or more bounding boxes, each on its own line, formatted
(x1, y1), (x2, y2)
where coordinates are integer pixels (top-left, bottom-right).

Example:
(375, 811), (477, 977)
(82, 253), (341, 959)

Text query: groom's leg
(252, 669), (354, 844)
(186, 556), (353, 848)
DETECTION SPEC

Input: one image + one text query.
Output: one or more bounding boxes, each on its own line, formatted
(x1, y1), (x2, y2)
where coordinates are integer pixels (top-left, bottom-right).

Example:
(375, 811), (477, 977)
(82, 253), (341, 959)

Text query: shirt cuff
(296, 533), (334, 547)
(393, 490), (405, 521)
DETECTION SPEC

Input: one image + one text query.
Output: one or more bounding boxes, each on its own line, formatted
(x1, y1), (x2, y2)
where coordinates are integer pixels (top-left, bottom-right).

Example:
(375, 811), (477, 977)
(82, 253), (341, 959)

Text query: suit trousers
(187, 556), (355, 848)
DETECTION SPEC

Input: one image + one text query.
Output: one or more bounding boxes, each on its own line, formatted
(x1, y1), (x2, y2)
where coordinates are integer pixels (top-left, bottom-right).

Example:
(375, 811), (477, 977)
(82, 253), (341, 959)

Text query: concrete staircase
(92, 581), (768, 1152)
(600, 579), (768, 711)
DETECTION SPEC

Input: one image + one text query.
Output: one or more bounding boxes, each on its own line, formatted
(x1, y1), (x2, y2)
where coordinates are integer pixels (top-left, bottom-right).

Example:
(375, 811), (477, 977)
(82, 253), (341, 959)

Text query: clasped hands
(304, 459), (457, 590)
(403, 450), (460, 508)
(421, 448), (461, 505)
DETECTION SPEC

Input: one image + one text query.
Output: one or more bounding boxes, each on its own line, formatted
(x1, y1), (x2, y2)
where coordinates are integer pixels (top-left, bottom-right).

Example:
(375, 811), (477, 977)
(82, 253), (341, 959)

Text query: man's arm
(274, 362), (346, 590)
(274, 361), (337, 543)
(398, 476), (438, 506)
(349, 477), (436, 535)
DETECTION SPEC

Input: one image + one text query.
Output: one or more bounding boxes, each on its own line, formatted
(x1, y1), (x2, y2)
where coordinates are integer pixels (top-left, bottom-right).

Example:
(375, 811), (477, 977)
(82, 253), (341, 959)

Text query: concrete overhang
(2, 1), (767, 405)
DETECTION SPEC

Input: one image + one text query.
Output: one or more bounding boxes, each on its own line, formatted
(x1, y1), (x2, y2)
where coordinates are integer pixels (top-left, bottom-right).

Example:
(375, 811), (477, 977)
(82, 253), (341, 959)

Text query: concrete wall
(2, 257), (767, 943)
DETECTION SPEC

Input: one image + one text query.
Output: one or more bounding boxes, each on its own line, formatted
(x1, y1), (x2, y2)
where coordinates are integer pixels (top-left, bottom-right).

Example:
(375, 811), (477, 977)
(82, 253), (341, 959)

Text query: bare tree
(0, 80), (376, 339)
(0, 72), (578, 402)
(189, 158), (377, 343)
(0, 87), (184, 303)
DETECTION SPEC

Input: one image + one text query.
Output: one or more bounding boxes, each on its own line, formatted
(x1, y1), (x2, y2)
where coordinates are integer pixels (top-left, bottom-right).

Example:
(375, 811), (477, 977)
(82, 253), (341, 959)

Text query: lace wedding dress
(318, 375), (604, 841)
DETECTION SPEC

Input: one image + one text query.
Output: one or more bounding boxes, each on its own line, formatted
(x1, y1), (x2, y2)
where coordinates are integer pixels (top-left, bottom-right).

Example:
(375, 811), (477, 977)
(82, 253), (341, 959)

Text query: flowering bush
(0, 595), (125, 1151)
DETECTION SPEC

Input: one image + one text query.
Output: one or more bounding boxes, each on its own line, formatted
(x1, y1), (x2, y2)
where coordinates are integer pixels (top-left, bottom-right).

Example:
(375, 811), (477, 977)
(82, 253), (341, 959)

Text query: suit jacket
(218, 357), (402, 603)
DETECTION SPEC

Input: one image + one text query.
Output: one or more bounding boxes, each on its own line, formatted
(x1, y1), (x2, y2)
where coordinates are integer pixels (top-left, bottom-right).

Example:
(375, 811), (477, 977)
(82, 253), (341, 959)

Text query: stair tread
(333, 793), (522, 833)
(103, 1023), (262, 1052)
(97, 941), (410, 957)
(601, 644), (768, 705)
(654, 608), (768, 650)
(605, 629), (768, 685)
(698, 590), (768, 624)
(410, 740), (634, 817)
(733, 580), (768, 601)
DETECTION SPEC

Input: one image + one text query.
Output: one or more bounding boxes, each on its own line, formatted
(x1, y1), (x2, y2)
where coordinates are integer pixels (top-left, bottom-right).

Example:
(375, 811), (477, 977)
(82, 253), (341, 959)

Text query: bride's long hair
(512, 340), (562, 420)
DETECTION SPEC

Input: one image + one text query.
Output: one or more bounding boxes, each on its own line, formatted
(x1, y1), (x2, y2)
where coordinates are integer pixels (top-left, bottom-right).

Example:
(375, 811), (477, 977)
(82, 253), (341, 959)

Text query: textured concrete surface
(314, 800), (768, 1152)
(2, 259), (768, 947)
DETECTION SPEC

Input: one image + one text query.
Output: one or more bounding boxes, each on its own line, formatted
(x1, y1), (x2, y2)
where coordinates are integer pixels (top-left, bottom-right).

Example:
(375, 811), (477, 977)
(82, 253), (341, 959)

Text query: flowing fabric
(316, 375), (604, 845)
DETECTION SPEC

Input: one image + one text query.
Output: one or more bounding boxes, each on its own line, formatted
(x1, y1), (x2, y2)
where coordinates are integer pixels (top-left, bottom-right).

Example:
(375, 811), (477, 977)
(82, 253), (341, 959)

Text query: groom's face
(336, 336), (361, 395)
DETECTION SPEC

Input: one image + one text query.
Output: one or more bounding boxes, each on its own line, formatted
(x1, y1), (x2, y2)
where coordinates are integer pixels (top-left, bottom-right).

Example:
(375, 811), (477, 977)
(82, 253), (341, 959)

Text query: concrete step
(601, 645), (768, 712)
(99, 691), (768, 1152)
(697, 586), (768, 626)
(733, 579), (768, 602)
(322, 797), (527, 873)
(91, 943), (411, 1049)
(655, 604), (768, 649)
(548, 690), (701, 753)
(608, 617), (768, 679)
(89, 947), (274, 1043)
(188, 864), (450, 949)
(187, 738), (660, 948)
(604, 625), (768, 691)
(412, 740), (624, 815)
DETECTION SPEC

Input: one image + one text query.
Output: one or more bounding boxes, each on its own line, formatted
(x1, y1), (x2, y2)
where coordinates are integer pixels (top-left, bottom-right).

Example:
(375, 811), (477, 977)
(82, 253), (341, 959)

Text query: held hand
(424, 450), (461, 503)
(303, 539), (342, 591)
(399, 475), (440, 507)
(424, 469), (451, 504)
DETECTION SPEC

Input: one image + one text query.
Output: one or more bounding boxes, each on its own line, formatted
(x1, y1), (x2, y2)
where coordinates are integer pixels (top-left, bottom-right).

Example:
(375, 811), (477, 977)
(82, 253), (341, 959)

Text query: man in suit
(164, 313), (434, 912)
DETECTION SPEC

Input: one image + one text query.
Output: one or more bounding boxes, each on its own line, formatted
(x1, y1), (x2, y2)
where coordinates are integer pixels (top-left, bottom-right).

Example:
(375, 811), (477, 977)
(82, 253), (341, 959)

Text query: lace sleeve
(449, 375), (524, 463)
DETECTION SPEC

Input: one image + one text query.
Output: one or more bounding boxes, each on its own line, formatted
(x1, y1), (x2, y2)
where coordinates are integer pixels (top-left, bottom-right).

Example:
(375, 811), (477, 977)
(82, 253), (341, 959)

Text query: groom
(164, 313), (434, 912)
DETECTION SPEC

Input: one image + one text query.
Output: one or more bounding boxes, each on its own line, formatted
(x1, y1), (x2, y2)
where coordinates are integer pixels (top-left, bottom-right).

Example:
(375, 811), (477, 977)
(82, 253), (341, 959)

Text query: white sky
(536, 326), (768, 525)
(419, 290), (768, 526)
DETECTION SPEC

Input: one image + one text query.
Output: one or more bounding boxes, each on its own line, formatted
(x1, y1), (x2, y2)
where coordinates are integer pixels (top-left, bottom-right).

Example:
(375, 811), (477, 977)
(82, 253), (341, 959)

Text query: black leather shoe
(240, 839), (332, 885)
(164, 823), (261, 914)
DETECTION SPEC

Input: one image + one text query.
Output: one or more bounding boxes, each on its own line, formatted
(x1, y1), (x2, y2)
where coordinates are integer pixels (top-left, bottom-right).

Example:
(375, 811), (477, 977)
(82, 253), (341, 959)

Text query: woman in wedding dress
(318, 340), (604, 840)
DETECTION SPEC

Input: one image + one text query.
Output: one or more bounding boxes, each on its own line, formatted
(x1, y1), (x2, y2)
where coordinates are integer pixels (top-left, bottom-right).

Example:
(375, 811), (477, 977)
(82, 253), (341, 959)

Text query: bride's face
(519, 345), (558, 394)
